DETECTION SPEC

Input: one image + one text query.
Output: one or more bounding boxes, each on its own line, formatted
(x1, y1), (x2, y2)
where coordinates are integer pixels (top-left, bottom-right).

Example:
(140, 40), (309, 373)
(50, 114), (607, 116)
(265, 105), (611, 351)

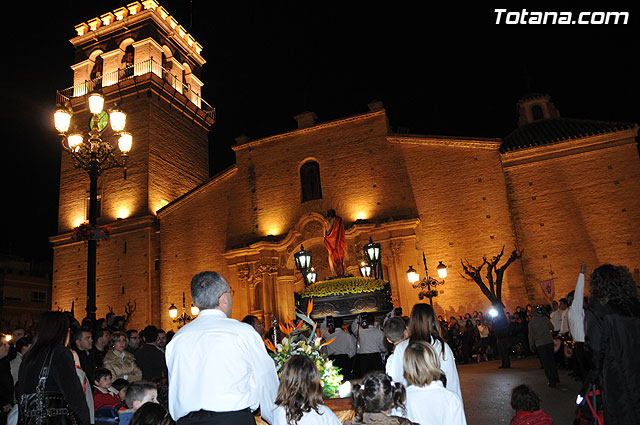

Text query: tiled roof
(500, 118), (636, 153)
(518, 93), (548, 103)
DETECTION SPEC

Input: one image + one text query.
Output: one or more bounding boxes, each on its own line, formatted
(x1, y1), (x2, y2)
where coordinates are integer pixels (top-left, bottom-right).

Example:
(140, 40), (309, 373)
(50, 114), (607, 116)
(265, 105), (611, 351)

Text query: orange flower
(279, 322), (293, 335)
(307, 299), (314, 317)
(320, 337), (336, 348)
(265, 339), (277, 352)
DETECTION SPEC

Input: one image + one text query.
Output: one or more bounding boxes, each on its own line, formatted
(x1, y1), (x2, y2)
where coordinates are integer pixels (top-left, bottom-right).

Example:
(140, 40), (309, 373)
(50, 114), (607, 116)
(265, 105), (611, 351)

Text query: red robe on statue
(324, 216), (346, 277)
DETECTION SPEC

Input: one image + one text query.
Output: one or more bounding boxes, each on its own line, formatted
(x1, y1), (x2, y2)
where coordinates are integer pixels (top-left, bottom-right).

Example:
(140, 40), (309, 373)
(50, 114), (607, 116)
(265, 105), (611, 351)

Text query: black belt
(184, 408), (251, 418)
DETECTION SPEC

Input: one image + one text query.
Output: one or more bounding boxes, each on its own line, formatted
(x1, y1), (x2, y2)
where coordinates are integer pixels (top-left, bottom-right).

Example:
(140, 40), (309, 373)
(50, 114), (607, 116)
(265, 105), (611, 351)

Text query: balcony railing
(56, 58), (215, 119)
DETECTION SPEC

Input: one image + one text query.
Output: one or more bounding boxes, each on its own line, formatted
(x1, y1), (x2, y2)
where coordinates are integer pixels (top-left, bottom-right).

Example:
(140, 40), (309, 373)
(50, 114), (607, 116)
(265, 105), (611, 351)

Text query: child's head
(125, 381), (158, 410)
(129, 402), (171, 425)
(275, 355), (323, 425)
(403, 340), (444, 387)
(112, 378), (129, 400)
(94, 368), (113, 389)
(351, 372), (406, 422)
(383, 317), (407, 344)
(510, 385), (541, 412)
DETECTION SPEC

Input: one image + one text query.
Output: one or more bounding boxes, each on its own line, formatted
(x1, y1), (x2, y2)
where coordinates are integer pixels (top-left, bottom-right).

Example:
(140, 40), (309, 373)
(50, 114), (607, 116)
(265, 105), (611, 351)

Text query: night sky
(2, 0), (638, 265)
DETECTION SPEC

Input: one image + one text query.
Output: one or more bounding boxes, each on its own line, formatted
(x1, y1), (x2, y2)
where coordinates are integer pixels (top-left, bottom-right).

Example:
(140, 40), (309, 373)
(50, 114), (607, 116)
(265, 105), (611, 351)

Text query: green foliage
(297, 277), (389, 299)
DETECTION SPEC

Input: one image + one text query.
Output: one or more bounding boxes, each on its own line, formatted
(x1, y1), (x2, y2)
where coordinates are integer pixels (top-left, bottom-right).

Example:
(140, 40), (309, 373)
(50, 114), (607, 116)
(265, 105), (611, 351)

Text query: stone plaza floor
(458, 356), (583, 424)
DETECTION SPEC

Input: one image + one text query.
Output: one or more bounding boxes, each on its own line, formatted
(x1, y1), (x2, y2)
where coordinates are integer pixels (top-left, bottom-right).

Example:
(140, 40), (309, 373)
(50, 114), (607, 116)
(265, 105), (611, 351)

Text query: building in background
(50, 2), (640, 331)
(0, 254), (52, 331)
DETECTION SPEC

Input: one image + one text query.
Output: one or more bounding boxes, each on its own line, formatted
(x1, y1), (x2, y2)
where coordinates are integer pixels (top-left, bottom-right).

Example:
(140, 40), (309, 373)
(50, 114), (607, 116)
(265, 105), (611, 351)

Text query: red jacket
(510, 409), (554, 425)
(92, 387), (121, 412)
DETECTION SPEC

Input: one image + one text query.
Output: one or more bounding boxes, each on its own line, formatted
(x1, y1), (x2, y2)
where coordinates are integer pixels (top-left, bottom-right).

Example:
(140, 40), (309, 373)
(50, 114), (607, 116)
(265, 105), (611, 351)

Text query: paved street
(459, 357), (582, 425)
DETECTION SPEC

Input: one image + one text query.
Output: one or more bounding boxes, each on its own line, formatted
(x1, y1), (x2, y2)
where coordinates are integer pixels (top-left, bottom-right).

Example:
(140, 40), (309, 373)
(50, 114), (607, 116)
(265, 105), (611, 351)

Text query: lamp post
(363, 237), (382, 279)
(407, 252), (447, 306)
(169, 291), (199, 327)
(54, 92), (132, 321)
(294, 245), (314, 286)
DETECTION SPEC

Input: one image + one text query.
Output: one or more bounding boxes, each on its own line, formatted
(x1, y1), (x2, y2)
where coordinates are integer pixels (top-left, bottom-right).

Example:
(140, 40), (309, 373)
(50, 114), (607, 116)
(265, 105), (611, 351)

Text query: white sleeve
(441, 342), (462, 401)
(246, 331), (279, 424)
(387, 340), (407, 386)
(448, 394), (468, 425)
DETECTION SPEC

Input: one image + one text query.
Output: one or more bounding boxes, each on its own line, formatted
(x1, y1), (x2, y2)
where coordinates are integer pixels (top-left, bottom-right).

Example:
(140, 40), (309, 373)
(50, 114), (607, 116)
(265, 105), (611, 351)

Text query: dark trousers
(177, 409), (256, 425)
(329, 354), (354, 380)
(537, 342), (559, 385)
(496, 337), (511, 367)
(573, 341), (590, 380)
(356, 353), (384, 378)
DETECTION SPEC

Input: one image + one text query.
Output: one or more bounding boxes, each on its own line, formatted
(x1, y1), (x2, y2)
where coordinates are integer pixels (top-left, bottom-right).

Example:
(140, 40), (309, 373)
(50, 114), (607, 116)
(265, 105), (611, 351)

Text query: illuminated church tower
(50, 1), (215, 329)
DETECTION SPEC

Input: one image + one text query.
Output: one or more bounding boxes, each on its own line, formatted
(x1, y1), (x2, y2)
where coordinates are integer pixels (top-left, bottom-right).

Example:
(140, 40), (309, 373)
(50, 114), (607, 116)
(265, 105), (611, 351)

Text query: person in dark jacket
(0, 340), (14, 424)
(134, 326), (167, 381)
(585, 264), (640, 425)
(17, 311), (91, 425)
(528, 306), (559, 387)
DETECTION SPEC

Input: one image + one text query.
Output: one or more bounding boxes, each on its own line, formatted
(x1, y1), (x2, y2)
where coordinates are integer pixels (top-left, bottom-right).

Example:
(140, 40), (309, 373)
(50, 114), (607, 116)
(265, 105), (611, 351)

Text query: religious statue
(323, 209), (346, 277)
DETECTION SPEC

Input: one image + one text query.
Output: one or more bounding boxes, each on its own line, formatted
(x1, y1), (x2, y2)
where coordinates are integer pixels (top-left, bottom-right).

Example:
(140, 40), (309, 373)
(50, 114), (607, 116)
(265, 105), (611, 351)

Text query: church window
(300, 161), (322, 202)
(531, 104), (544, 121)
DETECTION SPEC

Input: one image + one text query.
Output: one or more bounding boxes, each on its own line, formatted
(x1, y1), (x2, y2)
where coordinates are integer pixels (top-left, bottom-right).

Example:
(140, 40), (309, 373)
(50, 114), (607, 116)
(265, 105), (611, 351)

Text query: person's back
(402, 341), (466, 425)
(134, 327), (167, 382)
(167, 311), (266, 413)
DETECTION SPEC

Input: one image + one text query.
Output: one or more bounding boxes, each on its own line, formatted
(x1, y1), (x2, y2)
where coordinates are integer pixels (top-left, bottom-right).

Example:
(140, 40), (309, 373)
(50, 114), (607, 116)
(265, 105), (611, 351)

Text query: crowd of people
(0, 262), (637, 425)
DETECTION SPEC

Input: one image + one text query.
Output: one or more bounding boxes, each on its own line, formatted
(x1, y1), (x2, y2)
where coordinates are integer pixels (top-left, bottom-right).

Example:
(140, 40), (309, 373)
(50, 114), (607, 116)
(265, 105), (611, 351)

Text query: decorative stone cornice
(72, 1), (205, 66)
(388, 135), (502, 150)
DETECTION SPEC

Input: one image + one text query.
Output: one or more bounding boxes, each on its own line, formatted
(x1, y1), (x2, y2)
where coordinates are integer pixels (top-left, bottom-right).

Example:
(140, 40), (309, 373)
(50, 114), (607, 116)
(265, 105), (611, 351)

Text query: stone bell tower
(50, 0), (215, 329)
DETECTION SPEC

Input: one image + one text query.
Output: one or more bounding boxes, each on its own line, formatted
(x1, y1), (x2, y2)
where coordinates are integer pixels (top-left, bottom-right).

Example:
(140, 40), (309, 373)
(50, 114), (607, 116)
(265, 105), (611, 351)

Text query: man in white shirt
(166, 271), (279, 425)
(321, 316), (356, 379)
(549, 300), (563, 332)
(567, 263), (588, 380)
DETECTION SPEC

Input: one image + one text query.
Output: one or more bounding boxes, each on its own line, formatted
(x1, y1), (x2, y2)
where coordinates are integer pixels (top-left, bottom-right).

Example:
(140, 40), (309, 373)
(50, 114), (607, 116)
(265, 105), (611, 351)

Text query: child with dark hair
(510, 385), (553, 425)
(347, 372), (416, 425)
(112, 378), (129, 403)
(93, 368), (122, 412)
(274, 355), (341, 425)
(129, 402), (172, 425)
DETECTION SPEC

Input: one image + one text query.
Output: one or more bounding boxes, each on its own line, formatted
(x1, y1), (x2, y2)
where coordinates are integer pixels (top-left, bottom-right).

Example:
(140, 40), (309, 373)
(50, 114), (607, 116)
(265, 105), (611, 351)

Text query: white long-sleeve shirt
(405, 381), (467, 425)
(567, 272), (586, 343)
(166, 309), (279, 423)
(550, 309), (564, 332)
(386, 337), (462, 400)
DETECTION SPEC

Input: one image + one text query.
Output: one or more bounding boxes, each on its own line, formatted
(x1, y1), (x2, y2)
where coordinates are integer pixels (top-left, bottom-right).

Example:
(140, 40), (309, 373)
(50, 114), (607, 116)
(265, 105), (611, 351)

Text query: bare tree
(460, 246), (522, 310)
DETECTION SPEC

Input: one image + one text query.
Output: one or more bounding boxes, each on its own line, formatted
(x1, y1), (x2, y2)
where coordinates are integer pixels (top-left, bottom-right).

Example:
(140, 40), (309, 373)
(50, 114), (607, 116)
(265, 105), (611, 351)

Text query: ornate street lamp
(364, 237), (382, 279)
(407, 252), (446, 306)
(168, 292), (198, 327)
(294, 245), (314, 286)
(54, 92), (132, 320)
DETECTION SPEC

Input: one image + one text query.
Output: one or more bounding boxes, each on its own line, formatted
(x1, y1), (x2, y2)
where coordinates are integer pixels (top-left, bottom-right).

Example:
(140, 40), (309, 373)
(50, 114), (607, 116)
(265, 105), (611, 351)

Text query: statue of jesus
(324, 209), (346, 277)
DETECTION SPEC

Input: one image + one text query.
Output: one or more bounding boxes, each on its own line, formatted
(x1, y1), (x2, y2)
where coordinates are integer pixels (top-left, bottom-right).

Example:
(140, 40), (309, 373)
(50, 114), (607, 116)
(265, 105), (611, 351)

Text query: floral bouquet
(297, 277), (388, 299)
(71, 223), (111, 242)
(418, 289), (439, 300)
(265, 300), (343, 398)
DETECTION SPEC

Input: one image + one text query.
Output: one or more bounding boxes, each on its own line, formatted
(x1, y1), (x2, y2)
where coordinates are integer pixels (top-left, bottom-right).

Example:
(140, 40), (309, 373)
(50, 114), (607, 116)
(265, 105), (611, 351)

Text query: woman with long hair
(17, 311), (91, 424)
(403, 341), (466, 425)
(273, 355), (341, 425)
(348, 372), (416, 425)
(103, 332), (142, 382)
(585, 264), (640, 425)
(385, 303), (461, 398)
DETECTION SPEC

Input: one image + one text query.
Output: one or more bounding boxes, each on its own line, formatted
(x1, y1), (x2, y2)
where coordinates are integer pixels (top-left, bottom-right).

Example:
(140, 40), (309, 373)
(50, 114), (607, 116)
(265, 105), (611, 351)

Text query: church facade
(51, 2), (640, 331)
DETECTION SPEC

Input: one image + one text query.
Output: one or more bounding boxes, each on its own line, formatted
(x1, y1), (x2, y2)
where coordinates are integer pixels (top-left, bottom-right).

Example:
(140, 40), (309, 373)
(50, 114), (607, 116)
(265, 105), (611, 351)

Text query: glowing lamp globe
(406, 265), (420, 283)
(168, 304), (178, 318)
(436, 261), (447, 279)
(67, 133), (84, 150)
(88, 92), (105, 115)
(109, 108), (127, 132)
(54, 109), (71, 133)
(191, 304), (200, 316)
(118, 132), (133, 153)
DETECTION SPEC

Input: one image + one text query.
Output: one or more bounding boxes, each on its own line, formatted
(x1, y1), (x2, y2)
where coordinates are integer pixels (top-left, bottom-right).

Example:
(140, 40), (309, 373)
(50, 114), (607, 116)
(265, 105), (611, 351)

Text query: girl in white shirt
(403, 341), (467, 425)
(273, 355), (342, 425)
